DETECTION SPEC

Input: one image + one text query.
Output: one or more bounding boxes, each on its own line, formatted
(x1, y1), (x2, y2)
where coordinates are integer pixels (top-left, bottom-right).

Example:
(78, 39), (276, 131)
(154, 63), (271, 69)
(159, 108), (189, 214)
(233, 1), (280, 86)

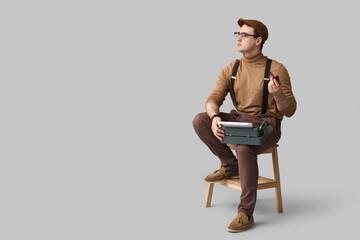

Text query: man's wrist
(211, 114), (220, 120)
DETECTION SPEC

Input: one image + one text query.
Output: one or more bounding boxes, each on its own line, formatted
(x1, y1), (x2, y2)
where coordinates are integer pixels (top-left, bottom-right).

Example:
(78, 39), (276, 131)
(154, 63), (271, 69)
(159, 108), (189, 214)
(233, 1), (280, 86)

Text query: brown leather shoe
(227, 212), (254, 233)
(204, 167), (238, 182)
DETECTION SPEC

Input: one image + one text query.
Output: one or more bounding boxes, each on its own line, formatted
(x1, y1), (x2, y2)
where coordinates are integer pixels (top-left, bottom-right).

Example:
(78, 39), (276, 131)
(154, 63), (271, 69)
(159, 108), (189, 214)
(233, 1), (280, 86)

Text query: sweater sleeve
(277, 65), (297, 117)
(205, 63), (233, 108)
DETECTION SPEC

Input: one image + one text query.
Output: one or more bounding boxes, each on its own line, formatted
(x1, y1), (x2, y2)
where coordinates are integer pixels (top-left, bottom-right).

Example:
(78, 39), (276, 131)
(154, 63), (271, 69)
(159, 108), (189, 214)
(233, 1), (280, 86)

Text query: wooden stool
(205, 144), (283, 213)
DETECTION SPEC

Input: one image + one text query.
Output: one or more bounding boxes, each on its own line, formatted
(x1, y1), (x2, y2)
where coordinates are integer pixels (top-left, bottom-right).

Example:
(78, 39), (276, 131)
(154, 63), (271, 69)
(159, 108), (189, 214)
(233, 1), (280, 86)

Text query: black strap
(262, 58), (272, 115)
(229, 60), (240, 107)
(230, 58), (272, 116)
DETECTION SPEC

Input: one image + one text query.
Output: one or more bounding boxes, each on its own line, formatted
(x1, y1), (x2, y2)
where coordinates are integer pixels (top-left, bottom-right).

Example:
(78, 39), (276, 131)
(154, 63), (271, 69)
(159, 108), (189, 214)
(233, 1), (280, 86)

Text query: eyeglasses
(234, 32), (259, 40)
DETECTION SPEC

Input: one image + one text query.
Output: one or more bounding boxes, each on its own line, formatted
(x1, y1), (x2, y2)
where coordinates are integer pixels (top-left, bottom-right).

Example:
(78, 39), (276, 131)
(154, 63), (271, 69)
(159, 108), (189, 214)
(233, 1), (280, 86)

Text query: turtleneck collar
(242, 51), (266, 64)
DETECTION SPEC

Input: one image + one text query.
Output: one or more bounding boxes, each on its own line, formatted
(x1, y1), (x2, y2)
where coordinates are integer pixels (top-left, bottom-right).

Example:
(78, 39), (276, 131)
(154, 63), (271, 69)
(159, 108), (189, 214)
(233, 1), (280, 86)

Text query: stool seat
(205, 144), (283, 213)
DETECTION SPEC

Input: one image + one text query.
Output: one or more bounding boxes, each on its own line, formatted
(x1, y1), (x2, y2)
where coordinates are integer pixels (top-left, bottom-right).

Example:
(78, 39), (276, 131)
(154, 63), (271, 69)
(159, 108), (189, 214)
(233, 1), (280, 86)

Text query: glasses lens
(234, 32), (240, 39)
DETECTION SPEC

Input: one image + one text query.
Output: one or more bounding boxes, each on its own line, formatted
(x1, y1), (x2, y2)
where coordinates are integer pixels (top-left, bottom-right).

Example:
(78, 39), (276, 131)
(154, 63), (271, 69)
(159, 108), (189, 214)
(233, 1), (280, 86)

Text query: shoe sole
(227, 222), (254, 233)
(204, 179), (223, 183)
(204, 175), (239, 183)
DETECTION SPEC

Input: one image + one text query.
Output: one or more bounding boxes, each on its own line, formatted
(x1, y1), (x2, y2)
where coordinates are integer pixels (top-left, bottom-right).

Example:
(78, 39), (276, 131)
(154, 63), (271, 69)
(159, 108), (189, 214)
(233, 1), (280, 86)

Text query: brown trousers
(192, 109), (282, 216)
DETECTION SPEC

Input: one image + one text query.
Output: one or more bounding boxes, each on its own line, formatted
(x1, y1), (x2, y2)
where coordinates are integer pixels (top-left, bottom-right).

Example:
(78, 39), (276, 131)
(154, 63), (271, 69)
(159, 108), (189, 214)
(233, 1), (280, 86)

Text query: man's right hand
(211, 116), (225, 141)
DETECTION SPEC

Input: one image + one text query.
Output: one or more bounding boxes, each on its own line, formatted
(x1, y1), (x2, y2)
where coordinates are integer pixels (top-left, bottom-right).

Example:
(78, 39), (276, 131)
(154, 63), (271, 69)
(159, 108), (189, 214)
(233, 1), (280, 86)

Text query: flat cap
(237, 18), (268, 43)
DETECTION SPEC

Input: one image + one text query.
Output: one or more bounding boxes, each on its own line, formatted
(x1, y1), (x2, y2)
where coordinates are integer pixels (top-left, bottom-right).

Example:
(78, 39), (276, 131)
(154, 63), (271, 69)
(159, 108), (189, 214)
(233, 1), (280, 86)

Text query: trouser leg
(233, 112), (282, 216)
(236, 145), (258, 216)
(192, 112), (238, 171)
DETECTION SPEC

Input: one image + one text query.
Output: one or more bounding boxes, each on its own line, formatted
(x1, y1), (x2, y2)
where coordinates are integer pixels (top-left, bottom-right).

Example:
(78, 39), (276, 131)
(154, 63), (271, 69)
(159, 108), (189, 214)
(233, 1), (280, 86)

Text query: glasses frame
(234, 32), (260, 40)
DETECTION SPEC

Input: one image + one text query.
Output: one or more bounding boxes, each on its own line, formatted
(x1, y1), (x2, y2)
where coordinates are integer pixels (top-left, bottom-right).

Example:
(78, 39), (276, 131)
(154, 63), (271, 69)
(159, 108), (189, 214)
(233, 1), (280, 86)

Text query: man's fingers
(269, 77), (274, 86)
(217, 132), (225, 138)
(212, 125), (224, 140)
(216, 128), (224, 136)
(213, 129), (223, 140)
(268, 80), (274, 91)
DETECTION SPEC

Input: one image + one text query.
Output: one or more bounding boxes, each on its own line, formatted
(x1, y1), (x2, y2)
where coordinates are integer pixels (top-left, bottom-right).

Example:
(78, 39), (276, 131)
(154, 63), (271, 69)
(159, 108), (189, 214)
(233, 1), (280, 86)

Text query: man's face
(236, 24), (260, 53)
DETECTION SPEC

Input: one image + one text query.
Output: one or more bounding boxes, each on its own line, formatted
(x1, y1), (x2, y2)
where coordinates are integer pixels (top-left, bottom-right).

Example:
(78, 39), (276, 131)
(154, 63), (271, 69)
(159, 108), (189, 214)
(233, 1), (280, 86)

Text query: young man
(192, 18), (296, 232)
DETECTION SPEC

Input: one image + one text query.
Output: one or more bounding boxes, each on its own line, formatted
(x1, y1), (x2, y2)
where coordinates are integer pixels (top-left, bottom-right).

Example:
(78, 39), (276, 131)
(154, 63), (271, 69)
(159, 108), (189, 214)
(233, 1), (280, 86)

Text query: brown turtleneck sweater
(206, 52), (296, 120)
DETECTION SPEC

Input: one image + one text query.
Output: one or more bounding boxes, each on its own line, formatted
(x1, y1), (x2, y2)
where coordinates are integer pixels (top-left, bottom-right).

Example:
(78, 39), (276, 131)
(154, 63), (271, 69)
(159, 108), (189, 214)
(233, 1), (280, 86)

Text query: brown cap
(237, 18), (268, 43)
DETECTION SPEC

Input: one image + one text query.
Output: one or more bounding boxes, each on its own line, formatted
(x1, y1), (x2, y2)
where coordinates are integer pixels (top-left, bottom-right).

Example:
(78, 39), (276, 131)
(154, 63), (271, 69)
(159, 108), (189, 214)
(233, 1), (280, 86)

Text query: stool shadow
(254, 194), (333, 224)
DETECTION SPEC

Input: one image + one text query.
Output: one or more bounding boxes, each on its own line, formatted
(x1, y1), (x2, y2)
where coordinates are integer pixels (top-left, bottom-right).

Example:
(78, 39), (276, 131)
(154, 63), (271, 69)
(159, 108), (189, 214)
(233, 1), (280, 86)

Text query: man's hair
(253, 29), (264, 50)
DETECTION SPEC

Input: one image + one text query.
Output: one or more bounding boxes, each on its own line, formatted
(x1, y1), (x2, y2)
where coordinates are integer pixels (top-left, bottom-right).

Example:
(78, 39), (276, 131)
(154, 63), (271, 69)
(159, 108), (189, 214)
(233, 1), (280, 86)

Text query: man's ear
(256, 37), (263, 47)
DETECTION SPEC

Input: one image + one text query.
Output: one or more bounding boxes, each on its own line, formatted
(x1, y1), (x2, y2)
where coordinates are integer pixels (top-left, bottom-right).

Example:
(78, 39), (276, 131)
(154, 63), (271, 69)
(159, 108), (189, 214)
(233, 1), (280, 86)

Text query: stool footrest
(214, 176), (276, 190)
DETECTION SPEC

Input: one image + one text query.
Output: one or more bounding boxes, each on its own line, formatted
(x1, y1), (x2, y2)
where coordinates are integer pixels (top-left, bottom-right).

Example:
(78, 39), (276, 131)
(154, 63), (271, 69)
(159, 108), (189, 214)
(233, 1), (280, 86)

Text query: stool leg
(205, 183), (214, 207)
(272, 147), (283, 213)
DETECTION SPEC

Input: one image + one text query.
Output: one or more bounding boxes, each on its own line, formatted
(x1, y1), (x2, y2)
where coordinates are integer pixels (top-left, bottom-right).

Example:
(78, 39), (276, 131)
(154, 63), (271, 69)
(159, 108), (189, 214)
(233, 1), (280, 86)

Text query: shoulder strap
(262, 58), (272, 115)
(229, 60), (240, 107)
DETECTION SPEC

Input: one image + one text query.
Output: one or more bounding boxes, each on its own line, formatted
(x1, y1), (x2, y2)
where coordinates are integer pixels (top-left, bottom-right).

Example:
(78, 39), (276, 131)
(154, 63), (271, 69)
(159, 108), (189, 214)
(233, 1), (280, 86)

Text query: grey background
(1, 0), (359, 239)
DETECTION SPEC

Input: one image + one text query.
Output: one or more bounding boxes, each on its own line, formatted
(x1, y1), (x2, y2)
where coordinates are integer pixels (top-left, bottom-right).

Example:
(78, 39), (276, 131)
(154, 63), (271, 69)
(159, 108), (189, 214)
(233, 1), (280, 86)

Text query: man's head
(236, 18), (268, 54)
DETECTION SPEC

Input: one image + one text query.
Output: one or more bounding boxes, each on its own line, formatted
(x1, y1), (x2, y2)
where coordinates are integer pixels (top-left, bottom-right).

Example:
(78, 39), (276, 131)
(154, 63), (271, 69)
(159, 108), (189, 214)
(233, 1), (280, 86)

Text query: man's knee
(192, 112), (210, 130)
